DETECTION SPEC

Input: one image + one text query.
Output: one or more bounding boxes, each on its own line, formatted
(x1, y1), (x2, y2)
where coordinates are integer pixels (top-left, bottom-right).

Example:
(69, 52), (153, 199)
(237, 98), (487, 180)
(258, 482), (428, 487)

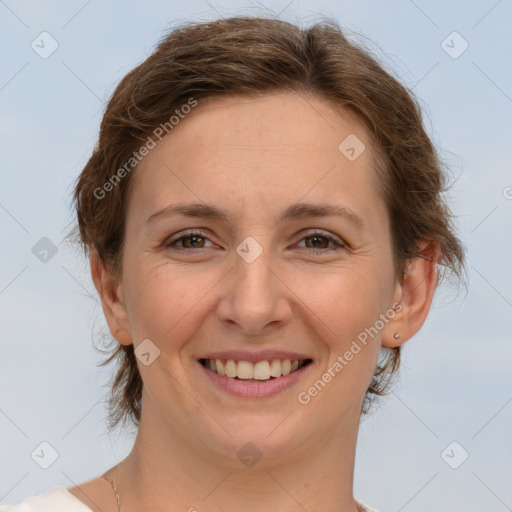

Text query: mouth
(199, 357), (313, 381)
(197, 352), (315, 398)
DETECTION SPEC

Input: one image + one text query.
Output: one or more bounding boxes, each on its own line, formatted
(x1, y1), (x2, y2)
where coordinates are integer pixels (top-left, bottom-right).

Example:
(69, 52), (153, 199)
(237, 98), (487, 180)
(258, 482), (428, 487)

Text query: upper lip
(199, 350), (313, 363)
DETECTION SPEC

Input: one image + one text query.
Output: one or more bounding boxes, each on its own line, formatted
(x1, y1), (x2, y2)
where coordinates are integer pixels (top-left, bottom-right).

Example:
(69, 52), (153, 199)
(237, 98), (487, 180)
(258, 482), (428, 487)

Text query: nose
(216, 247), (293, 336)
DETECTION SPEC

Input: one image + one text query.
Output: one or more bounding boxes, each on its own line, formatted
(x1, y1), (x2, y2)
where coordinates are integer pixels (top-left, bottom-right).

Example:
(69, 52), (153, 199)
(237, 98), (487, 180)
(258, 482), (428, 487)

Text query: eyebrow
(146, 202), (365, 229)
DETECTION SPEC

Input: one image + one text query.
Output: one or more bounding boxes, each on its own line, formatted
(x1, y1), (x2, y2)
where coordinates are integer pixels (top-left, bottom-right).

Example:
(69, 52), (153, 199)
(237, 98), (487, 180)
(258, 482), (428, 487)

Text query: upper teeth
(204, 359), (305, 380)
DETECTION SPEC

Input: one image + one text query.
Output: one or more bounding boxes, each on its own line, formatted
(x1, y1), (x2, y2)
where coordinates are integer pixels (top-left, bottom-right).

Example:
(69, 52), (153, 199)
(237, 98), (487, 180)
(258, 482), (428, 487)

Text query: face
(108, 92), (402, 462)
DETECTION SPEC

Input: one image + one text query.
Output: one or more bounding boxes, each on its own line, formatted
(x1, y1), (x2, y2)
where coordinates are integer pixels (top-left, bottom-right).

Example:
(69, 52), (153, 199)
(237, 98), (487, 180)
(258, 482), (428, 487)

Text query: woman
(0, 15), (465, 512)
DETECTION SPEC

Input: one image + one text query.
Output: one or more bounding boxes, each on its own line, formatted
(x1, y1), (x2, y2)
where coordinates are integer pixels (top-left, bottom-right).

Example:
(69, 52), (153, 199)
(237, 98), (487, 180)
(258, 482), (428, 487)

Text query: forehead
(166, 92), (374, 160)
(130, 92), (385, 230)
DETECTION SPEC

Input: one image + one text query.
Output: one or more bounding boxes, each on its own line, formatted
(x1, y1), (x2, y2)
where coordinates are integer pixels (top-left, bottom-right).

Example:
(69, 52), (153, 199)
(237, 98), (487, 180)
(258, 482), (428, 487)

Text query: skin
(67, 91), (440, 512)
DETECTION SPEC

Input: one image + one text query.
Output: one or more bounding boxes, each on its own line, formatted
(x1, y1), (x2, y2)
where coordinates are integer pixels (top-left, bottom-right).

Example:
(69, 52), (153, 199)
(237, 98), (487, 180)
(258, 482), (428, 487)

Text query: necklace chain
(102, 475), (121, 512)
(101, 474), (366, 512)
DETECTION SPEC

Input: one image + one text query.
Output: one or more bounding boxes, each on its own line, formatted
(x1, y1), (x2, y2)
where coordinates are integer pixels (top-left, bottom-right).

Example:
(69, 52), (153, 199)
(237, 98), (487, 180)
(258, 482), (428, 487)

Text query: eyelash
(164, 229), (346, 254)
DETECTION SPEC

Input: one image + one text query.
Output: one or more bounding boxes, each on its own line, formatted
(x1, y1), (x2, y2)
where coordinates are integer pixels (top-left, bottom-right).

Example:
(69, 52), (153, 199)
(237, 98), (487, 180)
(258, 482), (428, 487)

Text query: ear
(90, 249), (132, 346)
(382, 239), (441, 348)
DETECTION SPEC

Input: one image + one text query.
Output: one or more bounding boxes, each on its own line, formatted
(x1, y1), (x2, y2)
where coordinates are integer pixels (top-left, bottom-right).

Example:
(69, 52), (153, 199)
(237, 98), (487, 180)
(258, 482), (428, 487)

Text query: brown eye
(304, 235), (330, 249)
(165, 230), (215, 251)
(296, 230), (345, 253)
(180, 234), (206, 249)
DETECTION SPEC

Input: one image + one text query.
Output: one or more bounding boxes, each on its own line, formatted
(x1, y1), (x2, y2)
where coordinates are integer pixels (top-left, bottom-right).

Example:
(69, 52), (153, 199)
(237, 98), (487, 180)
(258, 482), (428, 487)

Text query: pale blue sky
(1, 1), (511, 510)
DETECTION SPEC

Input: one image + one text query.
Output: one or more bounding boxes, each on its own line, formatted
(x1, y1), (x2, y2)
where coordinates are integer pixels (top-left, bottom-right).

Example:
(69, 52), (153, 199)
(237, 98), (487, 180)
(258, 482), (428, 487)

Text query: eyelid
(300, 228), (343, 242)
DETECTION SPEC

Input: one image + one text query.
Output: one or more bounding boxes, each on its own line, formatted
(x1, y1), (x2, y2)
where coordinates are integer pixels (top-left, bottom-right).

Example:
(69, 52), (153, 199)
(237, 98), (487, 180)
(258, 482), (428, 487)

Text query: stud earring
(393, 332), (400, 340)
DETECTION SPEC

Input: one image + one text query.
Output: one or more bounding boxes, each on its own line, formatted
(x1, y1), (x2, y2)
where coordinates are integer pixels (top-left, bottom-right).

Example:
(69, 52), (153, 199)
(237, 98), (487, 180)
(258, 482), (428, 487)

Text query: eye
(295, 230), (346, 253)
(164, 229), (346, 254)
(165, 230), (216, 251)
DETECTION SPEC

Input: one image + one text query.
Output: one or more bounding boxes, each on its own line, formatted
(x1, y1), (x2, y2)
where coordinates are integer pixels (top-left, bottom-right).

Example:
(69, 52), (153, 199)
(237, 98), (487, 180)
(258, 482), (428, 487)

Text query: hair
(72, 16), (467, 431)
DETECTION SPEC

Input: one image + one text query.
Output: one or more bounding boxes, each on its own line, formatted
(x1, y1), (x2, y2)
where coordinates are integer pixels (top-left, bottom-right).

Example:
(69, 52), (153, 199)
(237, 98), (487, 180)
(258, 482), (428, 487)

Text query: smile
(199, 358), (312, 380)
(198, 357), (314, 398)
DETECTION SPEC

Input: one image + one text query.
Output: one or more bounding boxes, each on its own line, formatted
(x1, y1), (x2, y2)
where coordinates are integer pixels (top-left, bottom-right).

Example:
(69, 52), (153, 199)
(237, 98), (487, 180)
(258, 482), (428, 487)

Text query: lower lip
(198, 361), (312, 398)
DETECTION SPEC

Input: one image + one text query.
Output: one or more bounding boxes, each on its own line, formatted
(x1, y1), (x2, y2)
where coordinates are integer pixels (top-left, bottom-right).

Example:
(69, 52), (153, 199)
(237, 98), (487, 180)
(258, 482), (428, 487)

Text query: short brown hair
(73, 16), (466, 431)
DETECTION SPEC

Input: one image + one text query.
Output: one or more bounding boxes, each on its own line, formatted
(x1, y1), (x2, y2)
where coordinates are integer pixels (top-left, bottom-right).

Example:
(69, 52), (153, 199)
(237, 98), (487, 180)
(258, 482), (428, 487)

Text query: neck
(110, 399), (363, 512)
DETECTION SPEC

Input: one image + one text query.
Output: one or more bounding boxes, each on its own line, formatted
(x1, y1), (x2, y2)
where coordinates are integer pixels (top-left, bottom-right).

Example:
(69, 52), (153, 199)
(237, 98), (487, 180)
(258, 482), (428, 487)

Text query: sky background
(0, 1), (511, 511)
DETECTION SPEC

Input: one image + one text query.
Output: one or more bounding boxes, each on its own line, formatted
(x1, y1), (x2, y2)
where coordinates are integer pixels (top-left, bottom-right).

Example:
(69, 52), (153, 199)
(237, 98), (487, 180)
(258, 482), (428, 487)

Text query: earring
(393, 332), (400, 340)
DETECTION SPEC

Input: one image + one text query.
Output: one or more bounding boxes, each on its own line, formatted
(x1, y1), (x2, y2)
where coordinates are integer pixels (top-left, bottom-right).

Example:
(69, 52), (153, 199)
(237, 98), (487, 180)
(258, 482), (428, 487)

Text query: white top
(0, 486), (378, 511)
(0, 487), (92, 511)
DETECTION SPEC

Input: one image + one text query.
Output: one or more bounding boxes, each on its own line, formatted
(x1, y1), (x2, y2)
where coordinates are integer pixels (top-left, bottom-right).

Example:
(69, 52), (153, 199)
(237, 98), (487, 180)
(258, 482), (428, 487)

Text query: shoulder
(0, 486), (93, 511)
(357, 501), (379, 512)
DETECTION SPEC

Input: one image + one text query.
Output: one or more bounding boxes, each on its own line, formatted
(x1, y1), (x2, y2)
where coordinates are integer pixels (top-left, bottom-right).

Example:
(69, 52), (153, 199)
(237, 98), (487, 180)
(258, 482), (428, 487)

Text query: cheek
(123, 260), (221, 342)
(311, 273), (385, 380)
(301, 265), (388, 398)
(302, 266), (386, 342)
